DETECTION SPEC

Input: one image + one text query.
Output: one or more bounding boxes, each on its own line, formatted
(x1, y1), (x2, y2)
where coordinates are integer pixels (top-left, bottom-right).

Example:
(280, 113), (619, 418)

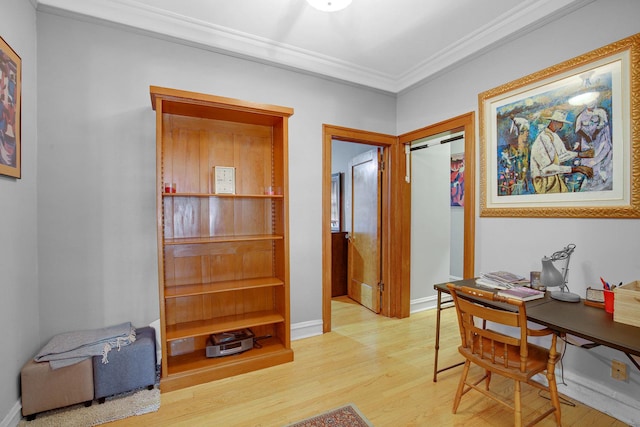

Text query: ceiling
(36, 0), (594, 94)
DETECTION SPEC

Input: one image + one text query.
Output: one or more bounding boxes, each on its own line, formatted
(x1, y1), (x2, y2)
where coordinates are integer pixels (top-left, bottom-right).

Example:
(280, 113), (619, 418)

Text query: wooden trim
(150, 85), (293, 117)
(322, 125), (398, 332)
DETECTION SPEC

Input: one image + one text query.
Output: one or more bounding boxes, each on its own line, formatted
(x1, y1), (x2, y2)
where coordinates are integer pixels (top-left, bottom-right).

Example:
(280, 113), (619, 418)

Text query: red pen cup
(164, 183), (176, 193)
(603, 290), (615, 314)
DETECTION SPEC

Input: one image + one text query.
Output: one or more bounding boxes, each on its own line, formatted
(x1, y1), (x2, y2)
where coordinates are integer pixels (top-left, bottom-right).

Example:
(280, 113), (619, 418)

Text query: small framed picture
(0, 36), (21, 178)
(213, 166), (235, 194)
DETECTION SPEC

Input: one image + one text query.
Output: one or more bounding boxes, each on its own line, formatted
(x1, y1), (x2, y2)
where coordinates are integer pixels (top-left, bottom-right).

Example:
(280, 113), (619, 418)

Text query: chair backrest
(446, 283), (529, 372)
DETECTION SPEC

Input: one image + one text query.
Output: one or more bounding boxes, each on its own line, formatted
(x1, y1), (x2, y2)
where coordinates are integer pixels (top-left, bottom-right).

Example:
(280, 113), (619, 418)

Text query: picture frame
(0, 36), (21, 178)
(213, 166), (235, 194)
(479, 33), (640, 218)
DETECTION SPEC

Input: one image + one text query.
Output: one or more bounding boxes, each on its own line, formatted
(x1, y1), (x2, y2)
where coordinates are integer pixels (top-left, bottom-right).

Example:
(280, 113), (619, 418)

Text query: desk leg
(433, 290), (442, 382)
(433, 288), (464, 382)
(626, 353), (640, 371)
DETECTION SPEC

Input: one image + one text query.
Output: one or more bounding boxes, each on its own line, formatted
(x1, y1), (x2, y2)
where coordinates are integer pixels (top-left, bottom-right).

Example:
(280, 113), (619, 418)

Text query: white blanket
(34, 322), (136, 369)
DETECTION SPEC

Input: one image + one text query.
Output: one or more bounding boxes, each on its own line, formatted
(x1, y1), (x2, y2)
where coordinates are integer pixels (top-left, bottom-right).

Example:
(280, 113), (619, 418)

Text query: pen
(600, 277), (610, 290)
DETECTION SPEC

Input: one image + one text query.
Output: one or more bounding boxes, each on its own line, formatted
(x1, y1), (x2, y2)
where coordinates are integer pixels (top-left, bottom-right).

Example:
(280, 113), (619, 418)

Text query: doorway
(334, 145), (382, 313)
(322, 125), (398, 333)
(409, 131), (465, 300)
(322, 114), (475, 331)
(398, 112), (476, 292)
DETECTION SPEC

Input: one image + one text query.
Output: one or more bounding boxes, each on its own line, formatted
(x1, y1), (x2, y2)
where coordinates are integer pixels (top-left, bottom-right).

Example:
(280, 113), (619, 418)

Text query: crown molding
(396, 0), (596, 93)
(36, 0), (594, 94)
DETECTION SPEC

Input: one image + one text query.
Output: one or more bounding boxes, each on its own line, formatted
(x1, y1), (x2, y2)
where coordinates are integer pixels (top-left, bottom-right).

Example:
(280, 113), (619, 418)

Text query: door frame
(322, 125), (399, 332)
(322, 113), (475, 332)
(397, 112), (476, 282)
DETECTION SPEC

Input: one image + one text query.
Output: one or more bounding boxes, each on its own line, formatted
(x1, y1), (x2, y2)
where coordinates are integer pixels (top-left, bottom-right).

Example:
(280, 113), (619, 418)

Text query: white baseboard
(0, 399), (21, 427)
(290, 319), (323, 341)
(556, 369), (640, 427)
(410, 294), (439, 313)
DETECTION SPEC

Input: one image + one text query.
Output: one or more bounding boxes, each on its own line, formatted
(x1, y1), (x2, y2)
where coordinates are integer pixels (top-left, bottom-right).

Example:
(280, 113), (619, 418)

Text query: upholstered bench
(20, 358), (94, 420)
(92, 326), (157, 403)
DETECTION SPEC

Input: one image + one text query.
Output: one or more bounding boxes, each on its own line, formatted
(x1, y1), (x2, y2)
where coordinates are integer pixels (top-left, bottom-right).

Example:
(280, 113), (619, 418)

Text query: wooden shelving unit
(150, 86), (293, 392)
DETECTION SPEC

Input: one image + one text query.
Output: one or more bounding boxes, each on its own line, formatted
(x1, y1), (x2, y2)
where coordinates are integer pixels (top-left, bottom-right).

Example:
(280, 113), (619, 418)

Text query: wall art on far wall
(450, 153), (464, 207)
(0, 35), (21, 179)
(479, 33), (640, 218)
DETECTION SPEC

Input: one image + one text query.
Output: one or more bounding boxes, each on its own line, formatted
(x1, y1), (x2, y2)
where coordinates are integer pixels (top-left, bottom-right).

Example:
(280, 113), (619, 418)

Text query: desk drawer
(614, 281), (640, 327)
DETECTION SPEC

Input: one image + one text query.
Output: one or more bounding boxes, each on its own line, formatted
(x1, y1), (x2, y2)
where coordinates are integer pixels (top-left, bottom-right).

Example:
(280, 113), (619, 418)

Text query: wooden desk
(433, 278), (640, 382)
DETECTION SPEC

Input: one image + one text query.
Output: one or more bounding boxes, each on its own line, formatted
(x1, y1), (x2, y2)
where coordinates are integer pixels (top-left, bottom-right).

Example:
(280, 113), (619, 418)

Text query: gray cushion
(92, 326), (156, 400)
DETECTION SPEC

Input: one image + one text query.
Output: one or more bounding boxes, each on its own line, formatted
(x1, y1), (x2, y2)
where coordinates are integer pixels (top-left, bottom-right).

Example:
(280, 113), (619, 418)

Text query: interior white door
(410, 142), (451, 295)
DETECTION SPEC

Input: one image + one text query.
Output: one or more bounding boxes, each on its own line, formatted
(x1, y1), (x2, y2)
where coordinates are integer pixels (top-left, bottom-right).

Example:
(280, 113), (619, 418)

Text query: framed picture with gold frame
(0, 35), (21, 178)
(479, 33), (640, 218)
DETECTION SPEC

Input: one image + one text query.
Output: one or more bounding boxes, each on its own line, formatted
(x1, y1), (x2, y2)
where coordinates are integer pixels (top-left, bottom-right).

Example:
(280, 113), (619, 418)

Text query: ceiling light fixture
(306, 0), (352, 12)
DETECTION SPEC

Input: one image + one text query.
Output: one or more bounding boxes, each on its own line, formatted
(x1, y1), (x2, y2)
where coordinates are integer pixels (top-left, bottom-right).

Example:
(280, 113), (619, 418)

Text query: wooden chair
(446, 283), (562, 427)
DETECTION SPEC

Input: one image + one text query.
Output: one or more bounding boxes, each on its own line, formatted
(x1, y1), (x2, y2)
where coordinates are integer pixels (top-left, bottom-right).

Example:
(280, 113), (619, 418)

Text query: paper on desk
(475, 271), (526, 290)
(475, 279), (508, 289)
(565, 334), (597, 348)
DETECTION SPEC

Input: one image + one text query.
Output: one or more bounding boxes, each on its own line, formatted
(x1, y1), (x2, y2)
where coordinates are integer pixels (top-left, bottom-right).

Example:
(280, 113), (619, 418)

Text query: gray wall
(2, 0), (639, 424)
(397, 0), (640, 422)
(35, 14), (396, 340)
(0, 0), (39, 422)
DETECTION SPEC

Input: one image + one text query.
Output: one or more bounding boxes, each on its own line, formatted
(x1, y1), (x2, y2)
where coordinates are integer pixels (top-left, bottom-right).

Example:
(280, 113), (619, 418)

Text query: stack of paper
(476, 271), (527, 289)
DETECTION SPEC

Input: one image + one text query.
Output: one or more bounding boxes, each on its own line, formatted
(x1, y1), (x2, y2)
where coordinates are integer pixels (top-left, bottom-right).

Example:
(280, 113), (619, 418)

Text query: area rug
(285, 403), (374, 427)
(18, 387), (160, 427)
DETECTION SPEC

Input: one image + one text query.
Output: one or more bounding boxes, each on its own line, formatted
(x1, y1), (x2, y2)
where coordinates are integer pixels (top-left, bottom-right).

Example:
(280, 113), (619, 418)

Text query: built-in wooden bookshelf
(150, 86), (293, 392)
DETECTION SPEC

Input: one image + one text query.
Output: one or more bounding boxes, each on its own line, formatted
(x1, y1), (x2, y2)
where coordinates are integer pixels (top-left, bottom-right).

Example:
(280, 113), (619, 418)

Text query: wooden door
(347, 149), (382, 313)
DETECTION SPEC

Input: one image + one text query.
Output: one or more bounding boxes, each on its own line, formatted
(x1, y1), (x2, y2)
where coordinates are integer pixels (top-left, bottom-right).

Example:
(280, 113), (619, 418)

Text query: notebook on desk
(497, 286), (545, 301)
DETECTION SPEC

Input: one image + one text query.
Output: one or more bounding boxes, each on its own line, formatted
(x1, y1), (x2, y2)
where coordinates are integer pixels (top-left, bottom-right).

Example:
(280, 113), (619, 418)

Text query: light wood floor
(109, 296), (627, 426)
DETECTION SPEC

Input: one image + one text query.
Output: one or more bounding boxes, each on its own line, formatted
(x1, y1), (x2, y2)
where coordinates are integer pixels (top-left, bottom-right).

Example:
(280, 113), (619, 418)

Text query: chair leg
(452, 360), (471, 413)
(514, 381), (522, 427)
(547, 370), (562, 426)
(485, 370), (491, 390)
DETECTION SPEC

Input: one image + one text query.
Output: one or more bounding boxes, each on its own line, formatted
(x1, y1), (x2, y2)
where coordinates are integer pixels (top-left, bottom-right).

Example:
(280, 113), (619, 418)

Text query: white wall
(397, 0), (640, 423)
(0, 1), (39, 424)
(35, 12), (396, 342)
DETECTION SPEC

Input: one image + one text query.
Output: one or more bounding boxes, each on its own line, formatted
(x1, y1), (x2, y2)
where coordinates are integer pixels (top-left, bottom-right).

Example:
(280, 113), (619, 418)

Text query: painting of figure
(480, 34), (639, 218)
(451, 153), (464, 207)
(495, 66), (613, 198)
